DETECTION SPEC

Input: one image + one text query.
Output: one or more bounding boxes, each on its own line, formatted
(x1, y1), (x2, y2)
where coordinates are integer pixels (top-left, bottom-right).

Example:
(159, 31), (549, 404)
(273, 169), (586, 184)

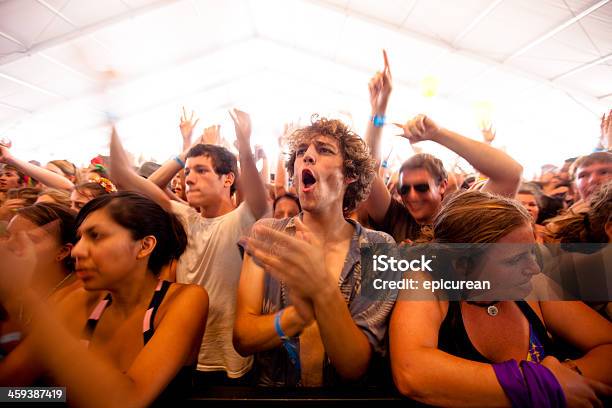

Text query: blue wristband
(274, 309), (301, 375)
(174, 156), (185, 168)
(274, 309), (290, 341)
(372, 114), (386, 128)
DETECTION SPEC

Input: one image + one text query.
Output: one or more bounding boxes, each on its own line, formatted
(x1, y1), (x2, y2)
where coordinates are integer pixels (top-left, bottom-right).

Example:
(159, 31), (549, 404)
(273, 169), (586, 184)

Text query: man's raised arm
(362, 50), (393, 224)
(109, 126), (172, 212)
(396, 114), (523, 197)
(230, 109), (269, 219)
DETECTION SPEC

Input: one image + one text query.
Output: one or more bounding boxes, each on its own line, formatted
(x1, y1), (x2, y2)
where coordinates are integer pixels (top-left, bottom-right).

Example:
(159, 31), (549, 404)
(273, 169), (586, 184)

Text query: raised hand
(394, 114), (441, 144)
(278, 122), (298, 148)
(600, 109), (612, 150)
(179, 107), (199, 143)
(254, 144), (266, 161)
(200, 125), (221, 146)
(368, 49), (393, 113)
(0, 144), (12, 164)
(229, 108), (252, 151)
(480, 121), (496, 144)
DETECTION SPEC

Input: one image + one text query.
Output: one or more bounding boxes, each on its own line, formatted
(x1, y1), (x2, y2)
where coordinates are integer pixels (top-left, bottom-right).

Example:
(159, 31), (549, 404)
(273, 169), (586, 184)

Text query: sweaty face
(293, 135), (347, 214)
(0, 169), (22, 192)
(469, 223), (540, 300)
(575, 162), (612, 201)
(274, 197), (300, 219)
(71, 209), (144, 291)
(517, 193), (539, 222)
(398, 169), (446, 224)
(184, 155), (232, 209)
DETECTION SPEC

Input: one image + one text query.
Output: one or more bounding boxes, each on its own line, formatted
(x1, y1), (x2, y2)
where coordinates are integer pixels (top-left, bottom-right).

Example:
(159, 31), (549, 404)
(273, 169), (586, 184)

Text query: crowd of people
(0, 51), (611, 407)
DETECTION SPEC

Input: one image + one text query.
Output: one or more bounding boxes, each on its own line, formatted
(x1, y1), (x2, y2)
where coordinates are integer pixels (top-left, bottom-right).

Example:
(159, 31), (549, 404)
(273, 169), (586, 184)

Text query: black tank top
(438, 301), (556, 363)
(82, 280), (193, 403)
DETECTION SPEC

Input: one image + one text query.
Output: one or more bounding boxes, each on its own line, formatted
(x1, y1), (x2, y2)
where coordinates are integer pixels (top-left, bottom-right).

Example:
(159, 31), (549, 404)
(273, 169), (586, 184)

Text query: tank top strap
(81, 293), (112, 345)
(143, 280), (171, 344)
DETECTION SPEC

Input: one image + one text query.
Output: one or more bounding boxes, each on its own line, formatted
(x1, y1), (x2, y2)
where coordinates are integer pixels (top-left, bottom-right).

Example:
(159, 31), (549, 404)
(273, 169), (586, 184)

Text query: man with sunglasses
(362, 51), (523, 243)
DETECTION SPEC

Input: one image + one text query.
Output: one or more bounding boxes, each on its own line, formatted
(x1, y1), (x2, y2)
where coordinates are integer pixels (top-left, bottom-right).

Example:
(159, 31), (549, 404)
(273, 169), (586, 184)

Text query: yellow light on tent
(473, 101), (494, 127)
(420, 76), (439, 98)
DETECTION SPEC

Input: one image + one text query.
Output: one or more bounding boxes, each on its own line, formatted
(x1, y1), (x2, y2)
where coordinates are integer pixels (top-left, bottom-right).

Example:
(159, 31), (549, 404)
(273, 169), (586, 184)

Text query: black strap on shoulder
(82, 293), (112, 342)
(143, 280), (171, 344)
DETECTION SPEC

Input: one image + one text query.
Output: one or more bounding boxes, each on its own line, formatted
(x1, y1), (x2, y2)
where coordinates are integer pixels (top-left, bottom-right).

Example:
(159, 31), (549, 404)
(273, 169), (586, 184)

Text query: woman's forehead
(77, 208), (112, 231)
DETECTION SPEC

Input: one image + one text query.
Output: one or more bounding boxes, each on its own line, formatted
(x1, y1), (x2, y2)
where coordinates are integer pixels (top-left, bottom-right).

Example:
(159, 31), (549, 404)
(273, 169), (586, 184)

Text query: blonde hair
(48, 160), (80, 183)
(37, 188), (72, 208)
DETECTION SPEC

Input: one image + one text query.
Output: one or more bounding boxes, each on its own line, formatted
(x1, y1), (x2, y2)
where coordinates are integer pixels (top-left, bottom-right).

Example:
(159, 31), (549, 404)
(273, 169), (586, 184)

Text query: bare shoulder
(56, 288), (105, 314)
(158, 283), (209, 320)
(54, 288), (107, 333)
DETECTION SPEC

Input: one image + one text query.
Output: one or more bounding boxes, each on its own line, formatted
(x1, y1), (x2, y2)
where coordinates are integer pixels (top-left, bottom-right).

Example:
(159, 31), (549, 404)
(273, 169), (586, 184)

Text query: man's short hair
(186, 144), (238, 195)
(398, 153), (448, 185)
(273, 193), (301, 213)
(570, 151), (612, 180)
(285, 115), (375, 214)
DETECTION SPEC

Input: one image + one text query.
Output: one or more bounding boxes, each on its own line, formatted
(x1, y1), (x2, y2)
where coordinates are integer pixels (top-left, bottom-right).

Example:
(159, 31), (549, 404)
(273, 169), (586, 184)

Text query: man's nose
(303, 145), (317, 164)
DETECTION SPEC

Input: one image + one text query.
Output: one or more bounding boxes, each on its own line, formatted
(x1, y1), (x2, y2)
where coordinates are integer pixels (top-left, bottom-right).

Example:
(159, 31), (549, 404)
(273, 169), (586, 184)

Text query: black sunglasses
(398, 183), (430, 195)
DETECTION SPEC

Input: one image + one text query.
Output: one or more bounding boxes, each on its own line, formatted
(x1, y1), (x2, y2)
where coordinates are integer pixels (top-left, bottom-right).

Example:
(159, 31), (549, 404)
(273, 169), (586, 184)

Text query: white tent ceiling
(1, 0), (611, 177)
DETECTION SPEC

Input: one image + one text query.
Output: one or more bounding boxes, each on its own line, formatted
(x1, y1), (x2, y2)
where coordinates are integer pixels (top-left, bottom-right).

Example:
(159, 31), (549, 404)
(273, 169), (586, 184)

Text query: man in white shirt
(109, 109), (269, 383)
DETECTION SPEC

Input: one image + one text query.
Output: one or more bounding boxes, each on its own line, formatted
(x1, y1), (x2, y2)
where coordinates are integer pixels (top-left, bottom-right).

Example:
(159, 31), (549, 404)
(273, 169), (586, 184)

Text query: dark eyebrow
(314, 140), (336, 148)
(77, 225), (98, 237)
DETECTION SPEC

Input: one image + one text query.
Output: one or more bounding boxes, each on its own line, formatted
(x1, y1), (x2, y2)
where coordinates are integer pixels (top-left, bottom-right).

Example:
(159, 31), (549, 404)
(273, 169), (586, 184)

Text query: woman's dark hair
(17, 202), (77, 271)
(75, 192), (187, 275)
(273, 193), (301, 213)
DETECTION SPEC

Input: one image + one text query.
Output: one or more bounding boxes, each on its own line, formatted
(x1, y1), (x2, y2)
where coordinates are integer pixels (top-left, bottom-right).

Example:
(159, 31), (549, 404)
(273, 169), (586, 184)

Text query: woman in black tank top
(390, 191), (612, 407)
(0, 191), (209, 406)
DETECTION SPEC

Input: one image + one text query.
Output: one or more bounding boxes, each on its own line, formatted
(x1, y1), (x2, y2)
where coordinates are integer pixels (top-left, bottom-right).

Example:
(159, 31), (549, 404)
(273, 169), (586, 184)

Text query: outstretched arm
(0, 146), (74, 191)
(148, 108), (200, 190)
(396, 115), (523, 197)
(109, 127), (172, 212)
(230, 109), (269, 219)
(362, 50), (393, 224)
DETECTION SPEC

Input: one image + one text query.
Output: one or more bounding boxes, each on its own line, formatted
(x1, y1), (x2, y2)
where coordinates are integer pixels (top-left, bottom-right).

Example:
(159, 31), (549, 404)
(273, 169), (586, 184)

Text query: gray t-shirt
(251, 216), (398, 387)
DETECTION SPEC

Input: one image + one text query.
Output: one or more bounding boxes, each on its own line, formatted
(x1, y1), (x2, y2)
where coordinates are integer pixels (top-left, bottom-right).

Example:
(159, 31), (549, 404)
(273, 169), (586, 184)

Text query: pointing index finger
(383, 49), (391, 76)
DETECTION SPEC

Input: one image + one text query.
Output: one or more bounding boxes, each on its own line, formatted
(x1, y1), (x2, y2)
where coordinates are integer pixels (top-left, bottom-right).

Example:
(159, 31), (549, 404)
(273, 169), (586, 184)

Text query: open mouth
(301, 169), (317, 191)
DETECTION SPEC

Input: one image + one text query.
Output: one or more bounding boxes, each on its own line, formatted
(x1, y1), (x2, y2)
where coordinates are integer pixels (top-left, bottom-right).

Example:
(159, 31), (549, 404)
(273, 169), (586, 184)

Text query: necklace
(466, 301), (499, 317)
(45, 272), (75, 299)
(18, 273), (75, 324)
